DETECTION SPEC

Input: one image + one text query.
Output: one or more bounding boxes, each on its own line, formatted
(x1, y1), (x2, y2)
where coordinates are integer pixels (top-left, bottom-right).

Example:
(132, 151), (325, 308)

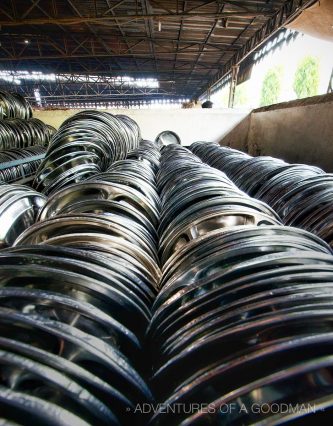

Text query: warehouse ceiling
(0, 0), (317, 106)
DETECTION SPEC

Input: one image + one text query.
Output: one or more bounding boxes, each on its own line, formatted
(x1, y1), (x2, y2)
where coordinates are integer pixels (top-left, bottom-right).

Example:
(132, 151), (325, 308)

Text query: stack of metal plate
(0, 183), (46, 248)
(2, 134), (333, 424)
(0, 118), (55, 150)
(147, 143), (333, 425)
(156, 145), (281, 266)
(126, 139), (161, 173)
(190, 142), (333, 248)
(0, 139), (161, 425)
(33, 111), (141, 196)
(0, 146), (46, 183)
(0, 91), (32, 120)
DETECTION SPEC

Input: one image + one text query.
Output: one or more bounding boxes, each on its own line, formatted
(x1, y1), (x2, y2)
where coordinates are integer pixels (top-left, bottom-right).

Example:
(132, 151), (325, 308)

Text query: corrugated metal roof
(0, 1), (316, 104)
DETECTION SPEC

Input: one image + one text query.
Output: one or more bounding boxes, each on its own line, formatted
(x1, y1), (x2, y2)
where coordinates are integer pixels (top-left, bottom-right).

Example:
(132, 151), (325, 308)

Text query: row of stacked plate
(0, 91), (55, 184)
(0, 146), (46, 183)
(1, 120), (333, 425)
(148, 144), (333, 425)
(0, 137), (161, 425)
(33, 111), (141, 195)
(0, 91), (32, 120)
(0, 118), (55, 150)
(191, 142), (333, 248)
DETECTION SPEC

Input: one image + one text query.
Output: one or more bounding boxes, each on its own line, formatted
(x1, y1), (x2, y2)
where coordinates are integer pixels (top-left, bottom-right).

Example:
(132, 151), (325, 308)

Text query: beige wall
(33, 108), (249, 147)
(221, 94), (333, 172)
(218, 114), (251, 152)
(248, 99), (333, 172)
(34, 95), (333, 171)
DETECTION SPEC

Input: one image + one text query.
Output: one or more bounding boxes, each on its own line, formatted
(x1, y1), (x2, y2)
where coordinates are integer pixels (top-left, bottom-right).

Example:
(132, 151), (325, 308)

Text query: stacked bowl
(0, 140), (161, 425)
(33, 111), (141, 195)
(0, 91), (32, 120)
(0, 118), (55, 150)
(191, 142), (333, 248)
(0, 146), (46, 183)
(0, 182), (46, 248)
(147, 144), (333, 425)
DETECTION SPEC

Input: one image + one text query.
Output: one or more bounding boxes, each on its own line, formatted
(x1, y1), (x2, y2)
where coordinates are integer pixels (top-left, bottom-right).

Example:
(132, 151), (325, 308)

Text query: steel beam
(0, 31), (242, 50)
(228, 65), (239, 107)
(0, 11), (272, 27)
(200, 0), (318, 97)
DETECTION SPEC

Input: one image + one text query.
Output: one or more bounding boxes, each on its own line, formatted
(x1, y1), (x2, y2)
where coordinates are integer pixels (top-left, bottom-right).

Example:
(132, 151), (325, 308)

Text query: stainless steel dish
(0, 91), (32, 119)
(14, 214), (158, 262)
(155, 130), (181, 146)
(33, 111), (141, 194)
(191, 142), (333, 248)
(0, 146), (46, 183)
(0, 183), (46, 248)
(38, 180), (159, 227)
(0, 118), (55, 150)
(146, 144), (333, 426)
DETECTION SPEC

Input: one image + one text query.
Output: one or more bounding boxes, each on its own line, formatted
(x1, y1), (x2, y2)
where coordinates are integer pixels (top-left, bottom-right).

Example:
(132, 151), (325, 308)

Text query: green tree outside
(260, 66), (283, 107)
(220, 86), (230, 107)
(219, 82), (249, 108)
(233, 82), (249, 107)
(293, 56), (320, 99)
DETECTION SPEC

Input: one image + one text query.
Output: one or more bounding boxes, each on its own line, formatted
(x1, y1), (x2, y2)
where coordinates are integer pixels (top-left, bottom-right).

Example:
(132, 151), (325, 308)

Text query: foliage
(293, 56), (320, 99)
(220, 86), (230, 107)
(233, 82), (249, 107)
(219, 82), (249, 108)
(260, 66), (283, 107)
